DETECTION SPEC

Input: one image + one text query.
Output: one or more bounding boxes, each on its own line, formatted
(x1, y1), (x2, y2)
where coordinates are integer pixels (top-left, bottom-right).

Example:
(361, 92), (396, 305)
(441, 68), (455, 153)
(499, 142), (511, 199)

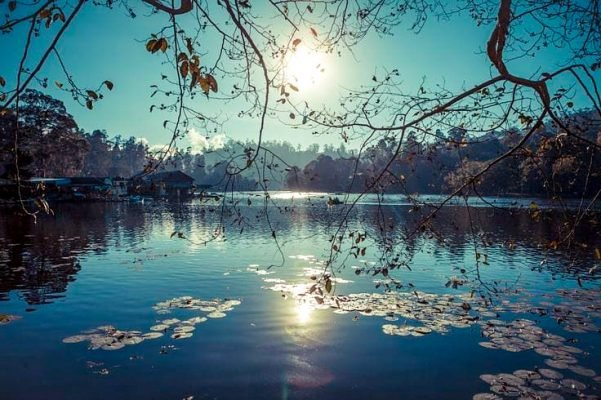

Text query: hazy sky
(1, 1), (596, 152)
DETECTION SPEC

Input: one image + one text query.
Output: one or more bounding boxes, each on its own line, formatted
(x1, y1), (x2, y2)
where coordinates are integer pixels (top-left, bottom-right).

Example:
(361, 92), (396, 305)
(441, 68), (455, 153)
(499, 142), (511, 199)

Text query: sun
(284, 45), (325, 90)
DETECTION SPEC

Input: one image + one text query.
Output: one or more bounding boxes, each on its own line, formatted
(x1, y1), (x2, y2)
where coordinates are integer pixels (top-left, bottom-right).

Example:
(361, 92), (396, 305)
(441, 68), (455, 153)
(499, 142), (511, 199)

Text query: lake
(0, 194), (600, 400)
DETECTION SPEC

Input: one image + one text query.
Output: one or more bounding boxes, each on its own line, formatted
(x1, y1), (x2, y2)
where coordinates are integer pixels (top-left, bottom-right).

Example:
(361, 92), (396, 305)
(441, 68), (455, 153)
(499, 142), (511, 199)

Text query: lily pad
(171, 332), (193, 340)
(0, 314), (21, 325)
(150, 324), (170, 331)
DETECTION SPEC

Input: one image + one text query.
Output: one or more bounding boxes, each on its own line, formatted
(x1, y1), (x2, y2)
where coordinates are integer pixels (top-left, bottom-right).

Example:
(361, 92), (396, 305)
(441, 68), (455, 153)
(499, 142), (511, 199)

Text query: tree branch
(141, 0), (193, 15)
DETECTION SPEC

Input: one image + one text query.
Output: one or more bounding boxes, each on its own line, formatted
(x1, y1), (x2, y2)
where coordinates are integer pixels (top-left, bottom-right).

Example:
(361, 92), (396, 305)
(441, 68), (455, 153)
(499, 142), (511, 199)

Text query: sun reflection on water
(295, 301), (314, 325)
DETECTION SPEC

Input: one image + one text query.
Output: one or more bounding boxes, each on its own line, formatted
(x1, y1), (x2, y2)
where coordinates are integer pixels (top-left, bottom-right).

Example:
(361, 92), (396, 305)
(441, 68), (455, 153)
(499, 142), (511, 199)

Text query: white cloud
(188, 128), (210, 153)
(136, 137), (149, 146)
(188, 128), (226, 154)
(148, 144), (176, 157)
(209, 134), (225, 150)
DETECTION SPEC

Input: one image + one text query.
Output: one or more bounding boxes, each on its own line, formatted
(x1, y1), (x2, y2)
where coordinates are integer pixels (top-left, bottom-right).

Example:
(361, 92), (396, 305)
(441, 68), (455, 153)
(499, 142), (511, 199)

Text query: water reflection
(296, 301), (313, 324)
(0, 198), (598, 308)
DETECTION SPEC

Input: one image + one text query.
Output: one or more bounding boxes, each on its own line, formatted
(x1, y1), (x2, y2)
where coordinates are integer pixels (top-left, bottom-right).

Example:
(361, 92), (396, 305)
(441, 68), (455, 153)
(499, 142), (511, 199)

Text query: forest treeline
(0, 90), (351, 189)
(286, 115), (601, 199)
(1, 90), (599, 198)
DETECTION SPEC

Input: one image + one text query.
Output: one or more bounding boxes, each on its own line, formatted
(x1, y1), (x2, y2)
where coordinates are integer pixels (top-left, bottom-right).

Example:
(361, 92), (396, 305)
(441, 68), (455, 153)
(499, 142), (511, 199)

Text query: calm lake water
(0, 194), (600, 400)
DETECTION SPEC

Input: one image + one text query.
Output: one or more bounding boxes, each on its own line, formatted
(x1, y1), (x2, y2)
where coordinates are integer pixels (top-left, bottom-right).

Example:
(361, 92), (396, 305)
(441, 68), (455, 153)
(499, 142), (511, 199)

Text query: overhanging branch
(142, 0), (192, 15)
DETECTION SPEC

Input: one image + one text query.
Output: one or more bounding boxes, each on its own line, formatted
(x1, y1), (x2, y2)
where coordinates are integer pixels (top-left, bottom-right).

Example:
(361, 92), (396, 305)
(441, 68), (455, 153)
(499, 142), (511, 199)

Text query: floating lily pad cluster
(62, 325), (161, 351)
(0, 314), (21, 325)
(151, 296), (241, 339)
(479, 318), (596, 374)
(255, 258), (601, 398)
(474, 367), (598, 399)
(549, 289), (601, 334)
(265, 280), (483, 335)
(63, 296), (241, 350)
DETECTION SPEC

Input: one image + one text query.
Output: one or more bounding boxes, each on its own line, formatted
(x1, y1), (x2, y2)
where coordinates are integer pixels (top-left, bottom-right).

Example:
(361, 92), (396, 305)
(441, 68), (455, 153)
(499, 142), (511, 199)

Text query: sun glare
(285, 45), (325, 90)
(296, 302), (313, 324)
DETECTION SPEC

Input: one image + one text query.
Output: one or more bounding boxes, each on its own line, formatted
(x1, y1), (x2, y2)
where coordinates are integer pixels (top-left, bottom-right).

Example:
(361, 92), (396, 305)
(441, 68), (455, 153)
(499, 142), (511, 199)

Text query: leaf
(289, 112), (295, 119)
(198, 74), (217, 94)
(595, 248), (601, 260)
(190, 71), (198, 91)
(39, 8), (51, 18)
(147, 38), (166, 54)
(8, 1), (16, 11)
(292, 38), (301, 47)
(159, 38), (168, 53)
(103, 80), (113, 90)
(55, 81), (63, 89)
(518, 114), (533, 126)
(310, 27), (318, 37)
(288, 83), (298, 92)
(199, 76), (210, 94)
(85, 100), (93, 110)
(179, 61), (189, 78)
(86, 90), (98, 100)
(185, 38), (194, 54)
(0, 76), (5, 87)
(566, 101), (574, 108)
(325, 279), (332, 293)
(206, 74), (218, 92)
(146, 39), (157, 52)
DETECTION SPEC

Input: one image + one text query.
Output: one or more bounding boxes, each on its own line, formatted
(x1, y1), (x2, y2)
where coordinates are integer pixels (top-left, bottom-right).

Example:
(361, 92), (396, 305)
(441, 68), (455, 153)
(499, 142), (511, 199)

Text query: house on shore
(25, 177), (114, 200)
(130, 170), (195, 199)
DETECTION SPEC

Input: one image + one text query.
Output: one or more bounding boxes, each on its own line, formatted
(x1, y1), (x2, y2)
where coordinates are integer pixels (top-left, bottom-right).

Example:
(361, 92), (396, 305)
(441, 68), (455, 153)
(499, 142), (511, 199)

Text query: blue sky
(1, 1), (597, 151)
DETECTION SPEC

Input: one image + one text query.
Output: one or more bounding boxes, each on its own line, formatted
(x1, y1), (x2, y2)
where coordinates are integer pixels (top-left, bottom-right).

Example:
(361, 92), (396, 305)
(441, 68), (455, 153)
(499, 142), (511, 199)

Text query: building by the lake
(0, 170), (198, 202)
(130, 170), (195, 199)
